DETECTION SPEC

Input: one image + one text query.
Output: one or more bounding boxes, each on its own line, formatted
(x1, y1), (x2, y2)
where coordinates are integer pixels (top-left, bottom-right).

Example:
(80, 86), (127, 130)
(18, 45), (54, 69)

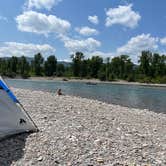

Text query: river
(6, 79), (166, 113)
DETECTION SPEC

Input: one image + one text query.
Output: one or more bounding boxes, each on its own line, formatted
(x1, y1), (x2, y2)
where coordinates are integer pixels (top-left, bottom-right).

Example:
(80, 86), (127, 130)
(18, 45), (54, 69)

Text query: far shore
(8, 76), (166, 88)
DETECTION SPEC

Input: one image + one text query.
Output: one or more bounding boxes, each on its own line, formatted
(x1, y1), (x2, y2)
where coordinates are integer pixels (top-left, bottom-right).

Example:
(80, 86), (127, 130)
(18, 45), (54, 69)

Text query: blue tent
(0, 78), (19, 103)
(0, 76), (38, 139)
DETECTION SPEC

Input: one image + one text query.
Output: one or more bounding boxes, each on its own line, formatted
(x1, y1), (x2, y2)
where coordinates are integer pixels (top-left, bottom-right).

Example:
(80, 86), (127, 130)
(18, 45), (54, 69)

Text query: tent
(0, 76), (38, 140)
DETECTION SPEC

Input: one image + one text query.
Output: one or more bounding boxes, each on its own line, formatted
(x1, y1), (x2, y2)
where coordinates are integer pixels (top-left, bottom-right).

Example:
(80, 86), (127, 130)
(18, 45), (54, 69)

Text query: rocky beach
(0, 88), (166, 166)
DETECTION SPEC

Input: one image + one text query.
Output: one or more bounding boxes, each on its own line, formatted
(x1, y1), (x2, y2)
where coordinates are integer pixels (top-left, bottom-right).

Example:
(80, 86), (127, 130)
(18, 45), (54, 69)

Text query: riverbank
(0, 88), (166, 165)
(29, 77), (166, 87)
(3, 76), (166, 87)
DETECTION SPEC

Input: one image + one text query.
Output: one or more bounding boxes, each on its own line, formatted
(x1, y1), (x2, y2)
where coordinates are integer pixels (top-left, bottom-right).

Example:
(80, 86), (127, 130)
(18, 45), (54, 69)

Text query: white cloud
(26, 0), (62, 10)
(88, 15), (99, 25)
(75, 26), (99, 36)
(60, 35), (101, 53)
(16, 11), (71, 36)
(90, 51), (115, 59)
(160, 37), (166, 45)
(117, 34), (158, 62)
(0, 42), (55, 57)
(58, 59), (72, 62)
(105, 4), (141, 28)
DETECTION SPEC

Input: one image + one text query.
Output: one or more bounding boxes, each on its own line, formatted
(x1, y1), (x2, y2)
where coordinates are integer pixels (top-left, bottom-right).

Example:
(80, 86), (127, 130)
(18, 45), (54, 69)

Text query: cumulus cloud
(60, 35), (101, 53)
(26, 0), (62, 10)
(88, 15), (99, 25)
(0, 42), (55, 57)
(117, 34), (158, 62)
(160, 37), (166, 45)
(90, 51), (115, 59)
(16, 11), (71, 36)
(75, 26), (99, 36)
(105, 4), (141, 28)
(89, 34), (161, 62)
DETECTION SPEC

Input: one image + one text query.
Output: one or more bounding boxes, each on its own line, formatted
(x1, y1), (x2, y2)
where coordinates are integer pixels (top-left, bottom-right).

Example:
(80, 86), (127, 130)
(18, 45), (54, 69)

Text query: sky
(0, 0), (166, 63)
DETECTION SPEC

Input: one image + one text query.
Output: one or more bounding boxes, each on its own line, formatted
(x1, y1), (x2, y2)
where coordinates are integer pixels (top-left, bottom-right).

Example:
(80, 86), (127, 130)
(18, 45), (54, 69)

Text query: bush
(21, 73), (30, 79)
(85, 75), (91, 79)
(108, 74), (115, 81)
(5, 72), (16, 78)
(151, 76), (166, 84)
(138, 77), (152, 83)
(98, 71), (106, 81)
(126, 74), (135, 82)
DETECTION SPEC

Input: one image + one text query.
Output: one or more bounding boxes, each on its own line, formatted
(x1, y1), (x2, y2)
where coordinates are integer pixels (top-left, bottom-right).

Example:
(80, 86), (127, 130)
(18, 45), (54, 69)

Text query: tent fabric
(0, 77), (37, 140)
(0, 76), (18, 103)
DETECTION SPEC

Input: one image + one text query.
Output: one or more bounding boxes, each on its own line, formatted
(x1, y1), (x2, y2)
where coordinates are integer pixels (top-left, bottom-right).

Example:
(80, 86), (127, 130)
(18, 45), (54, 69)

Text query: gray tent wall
(0, 76), (38, 140)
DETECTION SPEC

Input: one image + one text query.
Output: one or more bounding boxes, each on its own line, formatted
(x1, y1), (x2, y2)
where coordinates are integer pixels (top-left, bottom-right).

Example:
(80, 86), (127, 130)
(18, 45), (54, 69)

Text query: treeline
(70, 51), (166, 83)
(0, 51), (166, 83)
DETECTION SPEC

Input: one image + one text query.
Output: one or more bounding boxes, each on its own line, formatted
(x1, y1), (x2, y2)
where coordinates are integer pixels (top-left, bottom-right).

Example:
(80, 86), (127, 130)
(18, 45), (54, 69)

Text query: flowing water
(6, 79), (166, 113)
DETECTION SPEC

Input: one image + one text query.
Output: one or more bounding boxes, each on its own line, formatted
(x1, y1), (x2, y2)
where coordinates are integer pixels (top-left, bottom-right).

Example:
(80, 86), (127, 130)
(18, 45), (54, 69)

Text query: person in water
(57, 88), (62, 95)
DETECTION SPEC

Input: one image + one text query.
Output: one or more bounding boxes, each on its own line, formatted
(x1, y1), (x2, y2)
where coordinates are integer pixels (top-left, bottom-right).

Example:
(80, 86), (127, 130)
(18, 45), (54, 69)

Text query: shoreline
(6, 76), (166, 88)
(1, 88), (166, 165)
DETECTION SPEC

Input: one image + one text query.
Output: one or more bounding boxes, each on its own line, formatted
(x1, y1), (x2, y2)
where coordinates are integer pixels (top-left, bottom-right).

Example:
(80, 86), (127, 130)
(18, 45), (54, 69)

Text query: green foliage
(126, 74), (135, 82)
(5, 72), (17, 78)
(138, 51), (152, 76)
(71, 52), (84, 77)
(97, 64), (106, 81)
(56, 63), (65, 77)
(109, 55), (134, 80)
(138, 76), (152, 83)
(0, 50), (165, 84)
(44, 55), (57, 76)
(8, 56), (18, 73)
(33, 53), (44, 76)
(108, 74), (115, 81)
(90, 56), (103, 78)
(19, 56), (30, 78)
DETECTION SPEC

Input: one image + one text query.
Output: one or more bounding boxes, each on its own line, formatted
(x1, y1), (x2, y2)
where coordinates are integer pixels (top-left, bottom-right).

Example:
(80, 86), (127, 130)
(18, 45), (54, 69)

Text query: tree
(98, 64), (106, 81)
(138, 51), (152, 76)
(33, 53), (44, 76)
(0, 58), (7, 75)
(105, 57), (110, 80)
(71, 52), (84, 77)
(18, 56), (30, 78)
(109, 55), (134, 80)
(110, 56), (121, 78)
(160, 55), (166, 76)
(44, 55), (57, 76)
(90, 56), (103, 78)
(56, 63), (65, 76)
(9, 56), (18, 73)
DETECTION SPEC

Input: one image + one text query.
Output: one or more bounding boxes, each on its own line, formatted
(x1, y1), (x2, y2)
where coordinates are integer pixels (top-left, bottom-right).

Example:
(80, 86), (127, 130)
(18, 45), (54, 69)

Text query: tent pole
(19, 102), (39, 132)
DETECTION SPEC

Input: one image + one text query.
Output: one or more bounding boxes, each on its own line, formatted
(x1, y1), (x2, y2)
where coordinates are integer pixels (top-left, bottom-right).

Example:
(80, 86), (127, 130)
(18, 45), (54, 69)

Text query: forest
(0, 51), (166, 83)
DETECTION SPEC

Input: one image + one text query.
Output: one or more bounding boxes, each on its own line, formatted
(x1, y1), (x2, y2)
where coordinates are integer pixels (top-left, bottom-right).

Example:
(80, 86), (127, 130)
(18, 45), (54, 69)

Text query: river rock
(0, 88), (165, 166)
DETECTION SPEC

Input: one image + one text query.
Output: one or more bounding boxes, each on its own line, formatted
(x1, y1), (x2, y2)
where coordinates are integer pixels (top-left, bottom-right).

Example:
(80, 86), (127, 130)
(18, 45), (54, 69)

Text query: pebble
(94, 139), (102, 146)
(37, 156), (43, 161)
(0, 88), (165, 166)
(97, 157), (104, 163)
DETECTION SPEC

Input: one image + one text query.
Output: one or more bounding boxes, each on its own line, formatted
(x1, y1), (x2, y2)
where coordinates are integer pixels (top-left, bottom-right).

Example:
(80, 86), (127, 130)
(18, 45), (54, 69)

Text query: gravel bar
(0, 88), (166, 166)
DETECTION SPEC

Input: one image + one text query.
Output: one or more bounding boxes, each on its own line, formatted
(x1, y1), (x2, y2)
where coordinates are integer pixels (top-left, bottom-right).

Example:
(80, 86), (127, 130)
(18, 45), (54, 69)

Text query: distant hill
(0, 57), (33, 63)
(0, 57), (71, 67)
(26, 57), (34, 63)
(57, 61), (71, 67)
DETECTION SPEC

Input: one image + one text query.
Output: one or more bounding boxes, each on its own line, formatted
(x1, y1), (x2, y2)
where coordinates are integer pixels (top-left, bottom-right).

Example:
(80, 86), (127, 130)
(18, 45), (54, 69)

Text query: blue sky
(0, 0), (166, 63)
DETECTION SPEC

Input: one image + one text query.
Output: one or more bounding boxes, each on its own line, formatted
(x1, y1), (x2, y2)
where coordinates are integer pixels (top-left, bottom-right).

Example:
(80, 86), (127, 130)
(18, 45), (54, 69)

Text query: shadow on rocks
(0, 133), (29, 166)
